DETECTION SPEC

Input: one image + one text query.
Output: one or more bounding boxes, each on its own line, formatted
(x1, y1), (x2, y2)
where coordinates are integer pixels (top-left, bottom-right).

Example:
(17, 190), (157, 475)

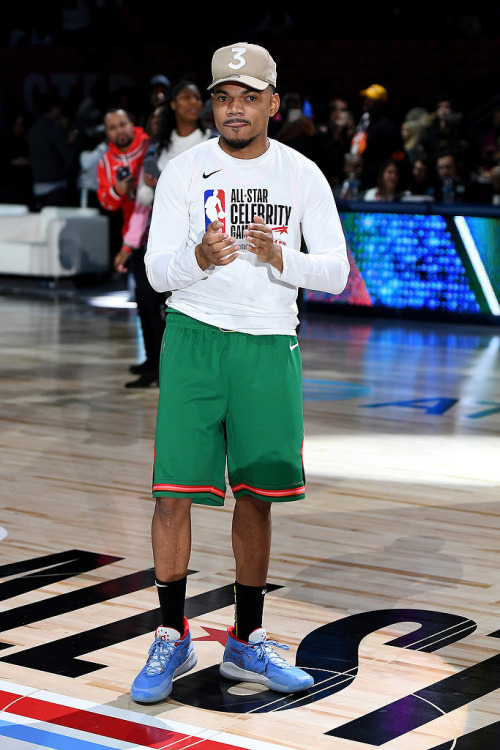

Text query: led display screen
(305, 209), (500, 317)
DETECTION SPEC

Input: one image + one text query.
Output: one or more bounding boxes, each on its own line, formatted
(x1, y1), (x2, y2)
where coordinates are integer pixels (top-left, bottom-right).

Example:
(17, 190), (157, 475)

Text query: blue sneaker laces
(253, 638), (293, 669)
(144, 637), (177, 675)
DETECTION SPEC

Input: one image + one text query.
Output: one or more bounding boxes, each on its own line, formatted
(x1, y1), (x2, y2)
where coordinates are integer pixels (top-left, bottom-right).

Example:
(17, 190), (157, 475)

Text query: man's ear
(270, 92), (280, 119)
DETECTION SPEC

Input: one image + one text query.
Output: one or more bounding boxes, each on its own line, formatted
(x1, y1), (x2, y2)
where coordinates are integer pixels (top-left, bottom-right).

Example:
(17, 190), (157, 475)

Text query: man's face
(104, 110), (136, 150)
(412, 159), (428, 182)
(437, 155), (457, 180)
(436, 100), (452, 119)
(211, 83), (280, 154)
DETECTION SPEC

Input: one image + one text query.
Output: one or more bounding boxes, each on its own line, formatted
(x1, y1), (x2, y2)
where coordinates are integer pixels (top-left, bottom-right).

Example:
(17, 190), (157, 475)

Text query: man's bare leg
(231, 494), (272, 639)
(232, 494), (272, 585)
(152, 497), (192, 581)
(152, 497), (192, 633)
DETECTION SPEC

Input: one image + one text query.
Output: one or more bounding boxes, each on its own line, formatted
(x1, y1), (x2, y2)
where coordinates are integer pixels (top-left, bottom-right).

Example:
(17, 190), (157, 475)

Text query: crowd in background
(2, 3), (500, 215)
(1, 3), (500, 218)
(1, 69), (499, 220)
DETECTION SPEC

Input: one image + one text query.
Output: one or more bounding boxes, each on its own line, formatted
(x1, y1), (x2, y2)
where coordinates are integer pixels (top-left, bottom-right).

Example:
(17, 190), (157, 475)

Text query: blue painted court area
(0, 718), (112, 749)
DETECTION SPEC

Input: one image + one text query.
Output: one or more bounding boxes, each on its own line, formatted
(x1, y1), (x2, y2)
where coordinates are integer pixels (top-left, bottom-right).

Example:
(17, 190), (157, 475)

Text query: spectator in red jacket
(97, 108), (150, 264)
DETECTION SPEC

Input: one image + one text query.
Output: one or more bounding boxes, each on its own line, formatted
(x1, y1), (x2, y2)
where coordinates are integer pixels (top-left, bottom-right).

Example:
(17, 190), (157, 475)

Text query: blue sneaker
(131, 618), (197, 703)
(219, 626), (314, 693)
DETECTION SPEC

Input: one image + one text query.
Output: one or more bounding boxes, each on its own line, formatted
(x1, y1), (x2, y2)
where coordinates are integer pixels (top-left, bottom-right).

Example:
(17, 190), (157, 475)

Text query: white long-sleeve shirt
(145, 136), (349, 334)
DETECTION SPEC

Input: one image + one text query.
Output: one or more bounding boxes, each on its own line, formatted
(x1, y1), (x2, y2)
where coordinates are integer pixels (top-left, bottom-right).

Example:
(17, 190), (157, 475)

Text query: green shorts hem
(152, 492), (225, 507)
(231, 482), (306, 502)
(152, 483), (226, 506)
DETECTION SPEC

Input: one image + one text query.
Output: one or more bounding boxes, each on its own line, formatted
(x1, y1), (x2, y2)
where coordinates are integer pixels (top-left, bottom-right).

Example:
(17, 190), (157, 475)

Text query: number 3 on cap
(228, 47), (247, 70)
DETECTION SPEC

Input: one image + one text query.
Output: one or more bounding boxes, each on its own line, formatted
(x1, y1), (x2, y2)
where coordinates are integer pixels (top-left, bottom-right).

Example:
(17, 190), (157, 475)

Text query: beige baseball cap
(208, 43), (277, 91)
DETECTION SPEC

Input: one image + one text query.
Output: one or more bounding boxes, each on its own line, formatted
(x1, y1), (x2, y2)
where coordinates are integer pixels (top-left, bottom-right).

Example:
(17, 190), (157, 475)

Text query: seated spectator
(361, 159), (401, 201)
(426, 149), (476, 203)
(334, 152), (364, 200)
(401, 118), (427, 163)
(421, 94), (473, 170)
(401, 155), (436, 201)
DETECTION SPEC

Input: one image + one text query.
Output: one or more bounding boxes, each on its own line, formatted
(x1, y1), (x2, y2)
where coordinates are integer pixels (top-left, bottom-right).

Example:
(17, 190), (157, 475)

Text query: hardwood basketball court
(0, 281), (499, 750)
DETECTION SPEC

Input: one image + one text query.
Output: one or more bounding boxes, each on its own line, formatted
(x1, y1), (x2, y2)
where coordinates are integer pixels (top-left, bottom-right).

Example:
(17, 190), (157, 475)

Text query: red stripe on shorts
(153, 483), (226, 498)
(231, 483), (305, 497)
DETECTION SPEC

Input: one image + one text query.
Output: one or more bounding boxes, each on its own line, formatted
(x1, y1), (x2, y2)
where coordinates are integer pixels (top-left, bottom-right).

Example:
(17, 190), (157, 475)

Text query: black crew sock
(155, 576), (187, 635)
(234, 581), (266, 642)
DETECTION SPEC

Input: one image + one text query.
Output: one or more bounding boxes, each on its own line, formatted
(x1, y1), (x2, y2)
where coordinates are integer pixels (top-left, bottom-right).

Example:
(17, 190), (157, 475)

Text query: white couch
(0, 206), (110, 278)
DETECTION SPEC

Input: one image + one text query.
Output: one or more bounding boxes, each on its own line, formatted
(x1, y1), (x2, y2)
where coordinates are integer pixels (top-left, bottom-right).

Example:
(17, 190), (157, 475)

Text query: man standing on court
(131, 42), (349, 703)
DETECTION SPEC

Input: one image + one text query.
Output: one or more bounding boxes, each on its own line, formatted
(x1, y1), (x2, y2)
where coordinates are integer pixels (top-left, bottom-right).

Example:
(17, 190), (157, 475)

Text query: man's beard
(117, 136), (134, 148)
(220, 134), (256, 150)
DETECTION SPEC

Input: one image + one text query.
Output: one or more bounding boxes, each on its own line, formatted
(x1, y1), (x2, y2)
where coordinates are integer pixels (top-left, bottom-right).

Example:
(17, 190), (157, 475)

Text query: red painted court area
(0, 684), (290, 750)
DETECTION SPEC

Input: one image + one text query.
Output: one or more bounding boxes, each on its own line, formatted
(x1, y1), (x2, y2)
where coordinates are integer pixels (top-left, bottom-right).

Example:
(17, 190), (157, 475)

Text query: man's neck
(218, 135), (270, 160)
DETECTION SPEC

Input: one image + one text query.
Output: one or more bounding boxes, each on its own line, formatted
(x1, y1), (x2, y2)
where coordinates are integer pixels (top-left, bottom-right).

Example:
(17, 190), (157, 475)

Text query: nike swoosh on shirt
(290, 342), (299, 351)
(203, 169), (222, 179)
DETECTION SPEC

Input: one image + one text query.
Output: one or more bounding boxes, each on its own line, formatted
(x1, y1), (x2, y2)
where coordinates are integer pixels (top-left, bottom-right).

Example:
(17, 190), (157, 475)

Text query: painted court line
(0, 682), (295, 750)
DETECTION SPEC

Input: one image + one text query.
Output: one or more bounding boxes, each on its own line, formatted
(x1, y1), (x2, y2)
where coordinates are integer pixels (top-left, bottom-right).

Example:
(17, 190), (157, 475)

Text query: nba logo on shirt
(204, 189), (226, 231)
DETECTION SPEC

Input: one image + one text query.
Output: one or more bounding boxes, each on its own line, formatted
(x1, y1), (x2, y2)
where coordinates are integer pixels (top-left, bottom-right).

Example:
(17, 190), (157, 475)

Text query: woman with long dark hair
(136, 80), (212, 208)
(122, 81), (214, 388)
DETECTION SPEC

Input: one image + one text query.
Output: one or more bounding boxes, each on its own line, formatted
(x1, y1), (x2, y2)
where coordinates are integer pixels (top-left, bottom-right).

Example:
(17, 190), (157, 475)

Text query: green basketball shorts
(152, 310), (306, 506)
